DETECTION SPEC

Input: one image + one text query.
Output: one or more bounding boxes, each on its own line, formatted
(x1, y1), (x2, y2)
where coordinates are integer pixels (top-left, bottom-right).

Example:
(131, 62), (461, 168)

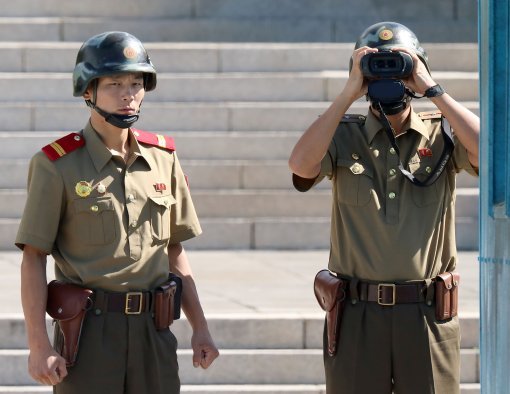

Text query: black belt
(357, 281), (427, 305)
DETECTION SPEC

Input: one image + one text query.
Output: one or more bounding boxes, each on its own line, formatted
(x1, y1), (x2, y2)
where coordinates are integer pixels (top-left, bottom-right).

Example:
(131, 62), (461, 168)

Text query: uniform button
(94, 309), (102, 315)
(351, 153), (360, 160)
(388, 192), (396, 199)
(373, 149), (380, 157)
(350, 162), (364, 175)
(425, 166), (432, 174)
(74, 135), (81, 141)
(389, 169), (396, 176)
(127, 194), (135, 202)
(90, 205), (99, 212)
(389, 147), (396, 155)
(97, 184), (106, 194)
(130, 220), (137, 228)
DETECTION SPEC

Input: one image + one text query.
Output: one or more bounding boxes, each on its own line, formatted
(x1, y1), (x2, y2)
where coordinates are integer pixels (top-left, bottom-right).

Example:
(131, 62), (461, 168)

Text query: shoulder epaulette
(341, 114), (366, 123)
(41, 132), (85, 161)
(418, 111), (442, 120)
(132, 129), (175, 151)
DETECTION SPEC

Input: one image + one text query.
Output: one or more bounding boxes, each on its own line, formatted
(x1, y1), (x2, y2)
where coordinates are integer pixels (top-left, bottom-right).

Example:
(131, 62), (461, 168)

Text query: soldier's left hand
(191, 329), (219, 369)
(392, 47), (437, 95)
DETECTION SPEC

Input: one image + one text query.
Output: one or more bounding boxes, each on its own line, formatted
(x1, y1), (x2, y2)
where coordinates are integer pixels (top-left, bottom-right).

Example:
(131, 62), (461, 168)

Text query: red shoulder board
(41, 132), (85, 161)
(418, 111), (442, 120)
(132, 129), (175, 151)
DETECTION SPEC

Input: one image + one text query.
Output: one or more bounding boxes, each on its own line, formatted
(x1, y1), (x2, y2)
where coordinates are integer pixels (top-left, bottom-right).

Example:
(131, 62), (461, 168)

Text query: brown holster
(313, 269), (347, 356)
(154, 278), (178, 330)
(46, 280), (93, 366)
(435, 271), (460, 321)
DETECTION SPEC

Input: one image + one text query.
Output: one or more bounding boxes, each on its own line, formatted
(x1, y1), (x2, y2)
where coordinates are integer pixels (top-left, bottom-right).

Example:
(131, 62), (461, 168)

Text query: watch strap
(424, 84), (445, 98)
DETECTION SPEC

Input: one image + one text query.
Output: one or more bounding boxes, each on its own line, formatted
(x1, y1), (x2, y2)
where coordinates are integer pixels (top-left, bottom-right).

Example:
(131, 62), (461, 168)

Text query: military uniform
(16, 121), (201, 393)
(294, 110), (477, 394)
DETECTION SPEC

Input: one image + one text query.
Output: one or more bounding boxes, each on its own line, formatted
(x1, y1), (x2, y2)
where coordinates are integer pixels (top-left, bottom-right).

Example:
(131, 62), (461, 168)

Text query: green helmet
(352, 21), (429, 72)
(73, 31), (157, 97)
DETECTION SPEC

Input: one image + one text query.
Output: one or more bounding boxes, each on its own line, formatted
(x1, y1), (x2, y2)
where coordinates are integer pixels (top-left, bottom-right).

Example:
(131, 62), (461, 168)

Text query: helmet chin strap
(85, 80), (140, 129)
(85, 100), (140, 129)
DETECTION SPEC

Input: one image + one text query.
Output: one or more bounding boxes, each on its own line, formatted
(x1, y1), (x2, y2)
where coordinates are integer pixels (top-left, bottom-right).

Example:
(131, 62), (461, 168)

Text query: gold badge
(379, 29), (393, 41)
(75, 181), (92, 198)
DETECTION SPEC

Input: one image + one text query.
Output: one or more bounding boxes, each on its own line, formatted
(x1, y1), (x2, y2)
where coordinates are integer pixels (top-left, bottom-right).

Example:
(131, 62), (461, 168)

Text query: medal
(75, 181), (92, 198)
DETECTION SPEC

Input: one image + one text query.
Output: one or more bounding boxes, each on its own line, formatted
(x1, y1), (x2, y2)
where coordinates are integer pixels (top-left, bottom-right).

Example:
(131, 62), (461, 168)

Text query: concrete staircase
(0, 40), (479, 250)
(0, 313), (480, 393)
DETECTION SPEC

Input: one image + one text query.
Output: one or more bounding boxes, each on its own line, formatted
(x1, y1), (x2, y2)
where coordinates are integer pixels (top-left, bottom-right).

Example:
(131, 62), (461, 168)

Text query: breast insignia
(132, 128), (175, 151)
(41, 133), (85, 161)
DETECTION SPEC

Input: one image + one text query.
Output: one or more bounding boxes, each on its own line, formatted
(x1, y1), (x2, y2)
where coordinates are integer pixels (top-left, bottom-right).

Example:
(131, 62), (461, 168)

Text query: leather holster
(154, 279), (177, 330)
(46, 280), (93, 366)
(314, 269), (347, 356)
(435, 272), (460, 321)
(154, 273), (183, 330)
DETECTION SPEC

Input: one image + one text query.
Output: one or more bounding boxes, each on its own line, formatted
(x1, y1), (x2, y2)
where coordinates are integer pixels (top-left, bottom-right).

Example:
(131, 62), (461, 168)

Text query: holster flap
(314, 269), (345, 312)
(46, 280), (93, 321)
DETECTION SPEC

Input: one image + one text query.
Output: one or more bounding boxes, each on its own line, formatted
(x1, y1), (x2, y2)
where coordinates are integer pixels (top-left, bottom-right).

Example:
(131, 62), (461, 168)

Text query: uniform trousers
(323, 301), (460, 394)
(53, 292), (180, 394)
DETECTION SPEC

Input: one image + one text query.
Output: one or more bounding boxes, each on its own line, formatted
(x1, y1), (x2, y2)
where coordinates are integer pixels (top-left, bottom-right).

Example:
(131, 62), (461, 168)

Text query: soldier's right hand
(28, 347), (68, 386)
(343, 46), (378, 102)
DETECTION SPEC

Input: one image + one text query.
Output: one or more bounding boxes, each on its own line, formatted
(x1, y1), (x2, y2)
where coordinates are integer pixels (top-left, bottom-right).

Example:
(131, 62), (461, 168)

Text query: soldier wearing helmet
(17, 31), (218, 393)
(289, 22), (479, 393)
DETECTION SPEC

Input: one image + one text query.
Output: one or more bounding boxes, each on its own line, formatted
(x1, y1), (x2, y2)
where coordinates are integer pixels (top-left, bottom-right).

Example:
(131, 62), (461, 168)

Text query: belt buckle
(377, 283), (396, 306)
(125, 292), (143, 314)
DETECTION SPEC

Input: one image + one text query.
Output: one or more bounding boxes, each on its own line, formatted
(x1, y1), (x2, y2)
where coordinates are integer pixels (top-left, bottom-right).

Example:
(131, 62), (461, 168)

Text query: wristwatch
(424, 84), (445, 98)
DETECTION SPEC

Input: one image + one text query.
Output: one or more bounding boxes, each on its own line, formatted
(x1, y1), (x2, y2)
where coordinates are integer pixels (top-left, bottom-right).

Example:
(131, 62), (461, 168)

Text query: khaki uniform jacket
(295, 109), (477, 282)
(16, 122), (201, 291)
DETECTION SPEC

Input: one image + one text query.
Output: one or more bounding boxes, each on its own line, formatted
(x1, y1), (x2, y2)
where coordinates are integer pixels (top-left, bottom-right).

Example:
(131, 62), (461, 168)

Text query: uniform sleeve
(168, 152), (202, 244)
(292, 137), (337, 192)
(452, 134), (479, 176)
(15, 152), (65, 253)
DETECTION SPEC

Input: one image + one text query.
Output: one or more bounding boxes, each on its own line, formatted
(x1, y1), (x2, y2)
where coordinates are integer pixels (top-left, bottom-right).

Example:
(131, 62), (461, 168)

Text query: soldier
(17, 31), (219, 393)
(289, 22), (479, 393)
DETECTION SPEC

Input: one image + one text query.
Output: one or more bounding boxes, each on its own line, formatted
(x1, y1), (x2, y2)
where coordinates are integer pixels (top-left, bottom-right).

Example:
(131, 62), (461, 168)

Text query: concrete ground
(0, 250), (479, 316)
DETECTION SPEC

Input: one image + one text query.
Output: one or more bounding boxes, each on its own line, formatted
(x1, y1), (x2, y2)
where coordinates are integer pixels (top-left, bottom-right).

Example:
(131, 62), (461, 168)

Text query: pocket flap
(149, 195), (177, 208)
(74, 198), (114, 214)
(314, 270), (345, 312)
(46, 280), (93, 321)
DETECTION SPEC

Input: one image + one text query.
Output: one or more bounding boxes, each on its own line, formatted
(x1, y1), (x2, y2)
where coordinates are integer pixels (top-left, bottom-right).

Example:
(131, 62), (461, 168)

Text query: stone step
(0, 347), (479, 385)
(0, 314), (480, 350)
(0, 187), (479, 219)
(0, 71), (479, 102)
(0, 0), (473, 21)
(0, 101), (480, 132)
(0, 383), (482, 393)
(0, 157), (479, 190)
(0, 216), (479, 251)
(0, 42), (478, 73)
(0, 18), (477, 43)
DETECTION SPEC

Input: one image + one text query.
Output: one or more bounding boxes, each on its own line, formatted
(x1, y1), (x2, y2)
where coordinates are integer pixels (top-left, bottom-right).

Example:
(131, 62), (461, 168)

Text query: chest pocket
(335, 159), (374, 206)
(149, 195), (176, 241)
(73, 197), (116, 245)
(409, 160), (442, 207)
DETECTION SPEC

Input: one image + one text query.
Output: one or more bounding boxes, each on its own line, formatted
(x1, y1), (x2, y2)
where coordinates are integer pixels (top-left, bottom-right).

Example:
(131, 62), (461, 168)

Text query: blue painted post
(479, 0), (510, 392)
